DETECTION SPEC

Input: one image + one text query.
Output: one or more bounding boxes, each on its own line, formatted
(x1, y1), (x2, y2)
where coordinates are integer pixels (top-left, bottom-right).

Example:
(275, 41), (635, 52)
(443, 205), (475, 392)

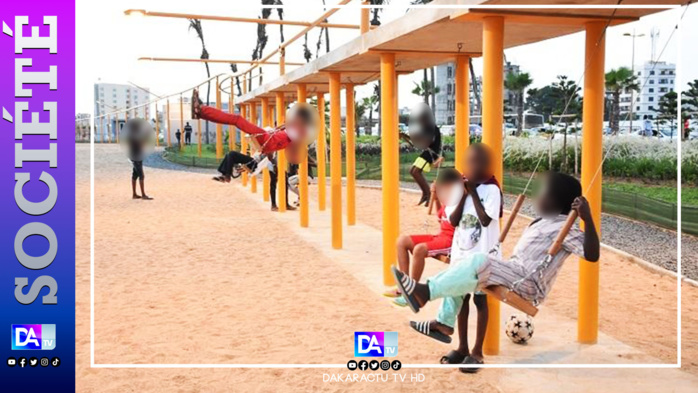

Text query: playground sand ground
(76, 144), (697, 392)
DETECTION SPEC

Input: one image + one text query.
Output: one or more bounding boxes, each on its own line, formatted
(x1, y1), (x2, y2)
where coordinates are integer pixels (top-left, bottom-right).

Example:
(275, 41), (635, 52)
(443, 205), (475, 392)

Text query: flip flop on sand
(440, 350), (467, 364)
(409, 320), (452, 344)
(459, 356), (484, 374)
(382, 288), (400, 298)
(392, 266), (421, 313)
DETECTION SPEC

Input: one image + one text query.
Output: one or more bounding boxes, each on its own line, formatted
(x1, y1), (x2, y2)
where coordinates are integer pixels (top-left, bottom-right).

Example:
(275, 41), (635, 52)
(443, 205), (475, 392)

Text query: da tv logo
(11, 324), (56, 350)
(354, 332), (398, 357)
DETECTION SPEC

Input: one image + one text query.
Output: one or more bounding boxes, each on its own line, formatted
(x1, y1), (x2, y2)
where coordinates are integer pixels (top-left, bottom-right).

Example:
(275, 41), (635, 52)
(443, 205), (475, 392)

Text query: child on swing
(191, 89), (317, 182)
(392, 172), (599, 372)
(386, 168), (462, 306)
(412, 143), (502, 371)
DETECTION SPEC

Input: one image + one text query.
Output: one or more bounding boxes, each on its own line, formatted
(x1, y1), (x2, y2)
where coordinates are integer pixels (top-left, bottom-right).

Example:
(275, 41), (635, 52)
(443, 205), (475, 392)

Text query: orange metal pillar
(241, 104), (248, 187)
(329, 73), (343, 249)
(481, 16), (504, 356)
(360, 1), (370, 34)
(316, 94), (327, 211)
(197, 118), (202, 157)
(179, 94), (184, 152)
(229, 80), (236, 152)
(455, 55), (470, 174)
(248, 104), (258, 194)
(215, 77), (223, 158)
(261, 99), (271, 200)
(579, 21), (605, 344)
(276, 92), (287, 211)
(345, 83), (356, 226)
(166, 100), (170, 147)
(380, 53), (398, 286)
(297, 84), (310, 227)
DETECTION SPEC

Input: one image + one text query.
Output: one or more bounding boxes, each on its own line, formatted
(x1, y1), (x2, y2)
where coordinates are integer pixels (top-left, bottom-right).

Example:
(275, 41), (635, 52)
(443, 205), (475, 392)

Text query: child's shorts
(410, 234), (452, 257)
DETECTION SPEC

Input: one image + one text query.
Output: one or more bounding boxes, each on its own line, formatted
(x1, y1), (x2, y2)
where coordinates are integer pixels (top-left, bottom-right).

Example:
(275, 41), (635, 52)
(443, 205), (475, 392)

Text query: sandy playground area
(76, 144), (698, 392)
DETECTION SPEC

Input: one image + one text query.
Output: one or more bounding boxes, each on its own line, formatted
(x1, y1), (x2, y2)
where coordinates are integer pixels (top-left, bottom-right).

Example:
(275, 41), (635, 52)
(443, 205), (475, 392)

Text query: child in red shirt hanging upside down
(385, 168), (462, 305)
(191, 89), (317, 182)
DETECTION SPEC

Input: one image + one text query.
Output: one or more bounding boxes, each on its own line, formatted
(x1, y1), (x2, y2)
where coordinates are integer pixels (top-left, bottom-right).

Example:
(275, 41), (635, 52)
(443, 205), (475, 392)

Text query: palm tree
(504, 71), (533, 135)
(411, 79), (440, 103)
(188, 19), (211, 143)
(552, 75), (581, 172)
(362, 95), (379, 136)
(605, 67), (639, 133)
(315, 0), (331, 58)
(373, 82), (381, 136)
(355, 100), (367, 136)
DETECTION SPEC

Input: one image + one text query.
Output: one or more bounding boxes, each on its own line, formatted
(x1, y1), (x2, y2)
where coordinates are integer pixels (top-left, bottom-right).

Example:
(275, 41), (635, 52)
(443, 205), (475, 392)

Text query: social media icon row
(7, 357), (59, 368)
(347, 359), (401, 371)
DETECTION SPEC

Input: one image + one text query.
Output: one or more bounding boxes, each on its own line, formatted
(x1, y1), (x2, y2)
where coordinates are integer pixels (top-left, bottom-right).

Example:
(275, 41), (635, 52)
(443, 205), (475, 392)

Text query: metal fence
(501, 174), (688, 235)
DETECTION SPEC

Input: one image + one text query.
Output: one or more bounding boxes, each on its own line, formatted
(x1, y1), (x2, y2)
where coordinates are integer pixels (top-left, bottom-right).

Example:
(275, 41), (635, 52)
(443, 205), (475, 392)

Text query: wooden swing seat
(482, 285), (539, 317)
(431, 254), (539, 317)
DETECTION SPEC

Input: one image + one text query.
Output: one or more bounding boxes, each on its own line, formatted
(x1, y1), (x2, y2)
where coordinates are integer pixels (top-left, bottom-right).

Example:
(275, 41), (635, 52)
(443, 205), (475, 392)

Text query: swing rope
(481, 1), (693, 315)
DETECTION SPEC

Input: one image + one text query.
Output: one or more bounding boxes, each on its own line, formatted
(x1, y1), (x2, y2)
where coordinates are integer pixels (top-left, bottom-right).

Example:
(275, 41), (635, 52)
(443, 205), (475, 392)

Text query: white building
(434, 61), (517, 125)
(94, 82), (151, 142)
(620, 61), (675, 121)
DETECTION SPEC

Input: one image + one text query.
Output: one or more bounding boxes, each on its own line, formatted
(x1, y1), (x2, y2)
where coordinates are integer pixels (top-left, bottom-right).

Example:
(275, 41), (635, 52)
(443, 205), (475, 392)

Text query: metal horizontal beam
(139, 57), (306, 66)
(124, 9), (363, 29)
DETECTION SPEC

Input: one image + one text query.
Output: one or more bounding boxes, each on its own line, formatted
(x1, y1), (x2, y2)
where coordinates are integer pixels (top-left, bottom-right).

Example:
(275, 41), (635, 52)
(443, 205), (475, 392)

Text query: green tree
(605, 67), (639, 133)
(526, 86), (557, 120)
(551, 75), (581, 172)
(362, 95), (379, 136)
(657, 91), (681, 140)
(504, 71), (533, 135)
(411, 79), (440, 103)
(683, 79), (698, 137)
(355, 100), (367, 136)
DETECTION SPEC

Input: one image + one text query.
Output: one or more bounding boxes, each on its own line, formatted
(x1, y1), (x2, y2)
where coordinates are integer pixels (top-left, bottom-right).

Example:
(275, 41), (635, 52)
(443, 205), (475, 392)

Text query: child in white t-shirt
(409, 143), (502, 372)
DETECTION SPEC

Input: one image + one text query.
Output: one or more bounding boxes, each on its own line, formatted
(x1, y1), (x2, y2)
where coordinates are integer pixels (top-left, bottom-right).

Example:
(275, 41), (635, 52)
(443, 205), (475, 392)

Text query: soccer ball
(505, 314), (534, 344)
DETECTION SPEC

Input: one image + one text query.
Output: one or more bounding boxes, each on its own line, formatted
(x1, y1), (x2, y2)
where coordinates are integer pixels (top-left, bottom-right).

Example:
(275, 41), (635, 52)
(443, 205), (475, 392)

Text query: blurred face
(534, 176), (559, 217)
(464, 147), (491, 182)
(435, 181), (457, 205)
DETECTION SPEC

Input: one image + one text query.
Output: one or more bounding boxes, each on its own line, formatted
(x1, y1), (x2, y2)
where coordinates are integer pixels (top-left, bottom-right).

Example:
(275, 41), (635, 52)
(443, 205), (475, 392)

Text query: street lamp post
(623, 30), (644, 134)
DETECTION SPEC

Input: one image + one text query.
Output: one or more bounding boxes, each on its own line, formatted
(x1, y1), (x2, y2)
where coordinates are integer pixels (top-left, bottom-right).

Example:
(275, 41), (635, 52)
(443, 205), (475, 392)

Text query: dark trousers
(218, 151), (254, 176)
(269, 169), (289, 208)
(185, 133), (191, 145)
(131, 160), (144, 180)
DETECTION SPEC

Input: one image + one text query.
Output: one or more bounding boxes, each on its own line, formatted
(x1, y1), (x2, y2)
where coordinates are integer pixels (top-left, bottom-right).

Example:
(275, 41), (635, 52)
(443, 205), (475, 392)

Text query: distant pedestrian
(643, 115), (653, 137)
(184, 122), (192, 145)
(176, 129), (181, 146)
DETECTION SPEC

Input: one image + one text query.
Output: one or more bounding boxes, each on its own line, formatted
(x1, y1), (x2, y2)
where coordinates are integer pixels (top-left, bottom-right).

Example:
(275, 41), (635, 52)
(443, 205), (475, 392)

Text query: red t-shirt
(437, 206), (455, 239)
